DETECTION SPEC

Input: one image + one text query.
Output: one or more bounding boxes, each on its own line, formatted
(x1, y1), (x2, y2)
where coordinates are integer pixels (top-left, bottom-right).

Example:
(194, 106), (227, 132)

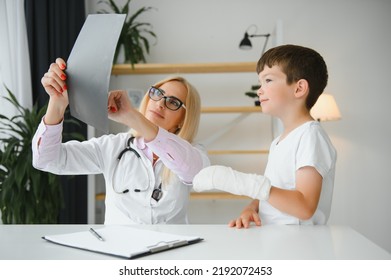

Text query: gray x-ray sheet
(67, 14), (125, 133)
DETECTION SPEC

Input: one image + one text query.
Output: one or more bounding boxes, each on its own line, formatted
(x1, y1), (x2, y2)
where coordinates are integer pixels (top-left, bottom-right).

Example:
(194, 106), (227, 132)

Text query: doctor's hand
(108, 90), (138, 126)
(41, 58), (68, 101)
(228, 201), (262, 229)
(41, 57), (69, 125)
(108, 90), (159, 141)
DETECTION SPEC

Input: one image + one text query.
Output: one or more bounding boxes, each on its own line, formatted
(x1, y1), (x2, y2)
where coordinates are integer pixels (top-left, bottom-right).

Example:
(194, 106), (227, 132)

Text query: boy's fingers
(242, 217), (251, 228)
(235, 217), (245, 229)
(228, 219), (237, 228)
(252, 213), (262, 226)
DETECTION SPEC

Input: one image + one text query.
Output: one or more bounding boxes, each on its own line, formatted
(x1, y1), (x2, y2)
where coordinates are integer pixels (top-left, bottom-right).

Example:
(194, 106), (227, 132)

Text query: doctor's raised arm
(33, 58), (210, 225)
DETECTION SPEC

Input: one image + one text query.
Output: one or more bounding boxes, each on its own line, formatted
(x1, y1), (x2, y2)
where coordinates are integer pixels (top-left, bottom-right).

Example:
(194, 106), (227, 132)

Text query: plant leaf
(98, 0), (157, 65)
(0, 85), (65, 223)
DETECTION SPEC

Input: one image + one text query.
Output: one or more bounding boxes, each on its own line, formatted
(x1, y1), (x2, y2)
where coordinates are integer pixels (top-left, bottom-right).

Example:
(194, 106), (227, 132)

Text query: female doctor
(32, 58), (210, 225)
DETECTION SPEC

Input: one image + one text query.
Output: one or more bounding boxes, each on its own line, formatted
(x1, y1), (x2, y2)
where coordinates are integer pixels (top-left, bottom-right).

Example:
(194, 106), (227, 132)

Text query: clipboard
(42, 225), (203, 259)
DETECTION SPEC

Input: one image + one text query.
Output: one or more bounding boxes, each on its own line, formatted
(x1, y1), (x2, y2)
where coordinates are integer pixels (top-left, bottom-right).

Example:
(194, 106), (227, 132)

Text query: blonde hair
(134, 76), (201, 185)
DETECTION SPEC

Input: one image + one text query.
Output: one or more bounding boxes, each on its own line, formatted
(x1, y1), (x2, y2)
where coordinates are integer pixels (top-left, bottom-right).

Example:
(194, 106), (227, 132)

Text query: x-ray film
(67, 14), (126, 133)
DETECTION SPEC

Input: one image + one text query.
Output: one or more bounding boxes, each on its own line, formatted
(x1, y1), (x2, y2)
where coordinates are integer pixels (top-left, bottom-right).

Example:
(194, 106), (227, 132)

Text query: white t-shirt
(260, 121), (337, 225)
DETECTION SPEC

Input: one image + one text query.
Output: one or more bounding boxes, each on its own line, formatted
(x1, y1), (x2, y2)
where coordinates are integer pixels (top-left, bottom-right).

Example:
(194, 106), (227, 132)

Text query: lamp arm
(249, 33), (270, 38)
(249, 33), (270, 54)
(261, 34), (270, 55)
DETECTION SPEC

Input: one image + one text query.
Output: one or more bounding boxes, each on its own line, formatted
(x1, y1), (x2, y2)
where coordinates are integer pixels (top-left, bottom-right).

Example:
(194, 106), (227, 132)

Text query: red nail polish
(61, 74), (67, 80)
(63, 85), (67, 91)
(60, 64), (66, 70)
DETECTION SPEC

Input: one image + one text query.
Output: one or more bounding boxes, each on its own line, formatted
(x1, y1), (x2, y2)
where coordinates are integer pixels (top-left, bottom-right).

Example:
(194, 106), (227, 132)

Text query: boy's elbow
(297, 205), (317, 220)
(298, 211), (314, 221)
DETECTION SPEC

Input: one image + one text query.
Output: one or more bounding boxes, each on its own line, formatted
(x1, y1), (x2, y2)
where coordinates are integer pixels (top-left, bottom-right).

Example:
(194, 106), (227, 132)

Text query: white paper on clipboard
(67, 14), (126, 133)
(42, 225), (203, 259)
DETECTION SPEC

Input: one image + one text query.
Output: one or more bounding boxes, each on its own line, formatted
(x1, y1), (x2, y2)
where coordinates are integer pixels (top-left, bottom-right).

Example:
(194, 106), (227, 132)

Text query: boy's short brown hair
(256, 44), (328, 110)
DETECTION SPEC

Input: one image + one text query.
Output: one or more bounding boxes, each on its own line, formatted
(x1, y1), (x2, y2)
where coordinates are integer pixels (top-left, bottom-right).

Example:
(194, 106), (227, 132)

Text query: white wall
(86, 0), (391, 253)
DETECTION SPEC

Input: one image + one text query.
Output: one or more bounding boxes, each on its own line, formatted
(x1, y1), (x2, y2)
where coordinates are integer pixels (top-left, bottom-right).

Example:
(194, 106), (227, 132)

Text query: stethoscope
(111, 137), (163, 202)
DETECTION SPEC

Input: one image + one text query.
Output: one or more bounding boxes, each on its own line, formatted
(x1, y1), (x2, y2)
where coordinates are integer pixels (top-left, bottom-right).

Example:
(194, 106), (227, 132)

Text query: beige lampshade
(310, 94), (341, 121)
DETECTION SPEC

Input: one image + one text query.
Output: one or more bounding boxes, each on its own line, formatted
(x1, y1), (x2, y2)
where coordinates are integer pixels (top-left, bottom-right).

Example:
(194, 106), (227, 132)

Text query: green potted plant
(0, 86), (84, 223)
(98, 0), (157, 65)
(245, 85), (261, 106)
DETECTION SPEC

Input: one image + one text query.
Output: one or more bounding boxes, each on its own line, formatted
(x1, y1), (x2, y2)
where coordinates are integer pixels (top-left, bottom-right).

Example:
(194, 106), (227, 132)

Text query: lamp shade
(310, 94), (341, 121)
(239, 32), (252, 49)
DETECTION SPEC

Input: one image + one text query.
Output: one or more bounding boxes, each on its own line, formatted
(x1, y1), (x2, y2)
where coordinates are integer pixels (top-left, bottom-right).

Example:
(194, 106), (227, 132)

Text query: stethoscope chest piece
(151, 183), (163, 202)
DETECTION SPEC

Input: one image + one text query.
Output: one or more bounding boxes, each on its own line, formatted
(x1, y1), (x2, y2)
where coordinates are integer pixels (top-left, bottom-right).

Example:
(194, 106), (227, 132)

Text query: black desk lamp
(239, 25), (270, 55)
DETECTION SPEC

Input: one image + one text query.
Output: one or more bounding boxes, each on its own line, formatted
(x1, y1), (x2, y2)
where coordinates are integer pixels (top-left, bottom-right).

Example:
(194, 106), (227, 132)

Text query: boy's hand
(228, 200), (262, 228)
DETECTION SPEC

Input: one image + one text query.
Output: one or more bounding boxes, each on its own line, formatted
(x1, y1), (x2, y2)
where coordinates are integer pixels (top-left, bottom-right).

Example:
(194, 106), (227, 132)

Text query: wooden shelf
(201, 106), (261, 113)
(190, 192), (250, 200)
(96, 193), (106, 201)
(201, 106), (267, 155)
(208, 150), (269, 155)
(96, 192), (250, 201)
(111, 62), (257, 75)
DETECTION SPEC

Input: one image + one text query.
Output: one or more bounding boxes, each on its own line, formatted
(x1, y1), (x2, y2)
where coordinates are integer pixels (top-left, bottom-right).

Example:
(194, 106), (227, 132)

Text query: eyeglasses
(148, 86), (186, 111)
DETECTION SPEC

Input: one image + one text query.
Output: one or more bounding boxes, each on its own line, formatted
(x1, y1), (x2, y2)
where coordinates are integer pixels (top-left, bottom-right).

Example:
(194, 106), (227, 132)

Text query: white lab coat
(33, 124), (209, 224)
(104, 133), (194, 224)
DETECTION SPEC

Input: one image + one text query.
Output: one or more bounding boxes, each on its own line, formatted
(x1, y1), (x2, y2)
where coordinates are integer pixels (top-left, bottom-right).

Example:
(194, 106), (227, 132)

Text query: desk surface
(0, 224), (389, 260)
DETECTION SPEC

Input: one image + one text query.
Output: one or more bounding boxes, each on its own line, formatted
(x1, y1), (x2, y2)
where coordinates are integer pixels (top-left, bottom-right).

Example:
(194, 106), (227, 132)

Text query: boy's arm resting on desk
(194, 165), (323, 228)
(231, 166), (322, 227)
(193, 165), (271, 228)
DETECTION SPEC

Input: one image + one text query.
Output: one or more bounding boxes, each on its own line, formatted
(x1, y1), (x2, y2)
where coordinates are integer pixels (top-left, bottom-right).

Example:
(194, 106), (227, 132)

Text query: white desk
(0, 224), (389, 260)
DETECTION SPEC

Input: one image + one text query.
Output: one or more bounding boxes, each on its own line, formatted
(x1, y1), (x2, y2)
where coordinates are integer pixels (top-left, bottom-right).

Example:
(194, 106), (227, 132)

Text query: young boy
(193, 44), (337, 228)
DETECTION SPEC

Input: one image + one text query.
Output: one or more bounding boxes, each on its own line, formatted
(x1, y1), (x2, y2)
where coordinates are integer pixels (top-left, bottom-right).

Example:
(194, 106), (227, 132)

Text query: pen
(89, 227), (105, 241)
